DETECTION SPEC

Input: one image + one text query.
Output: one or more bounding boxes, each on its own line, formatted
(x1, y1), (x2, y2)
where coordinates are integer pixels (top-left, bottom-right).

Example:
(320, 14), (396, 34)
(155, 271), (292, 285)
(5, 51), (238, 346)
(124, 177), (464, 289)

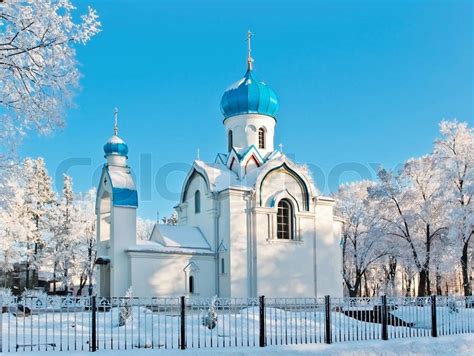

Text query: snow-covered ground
(10, 334), (474, 355)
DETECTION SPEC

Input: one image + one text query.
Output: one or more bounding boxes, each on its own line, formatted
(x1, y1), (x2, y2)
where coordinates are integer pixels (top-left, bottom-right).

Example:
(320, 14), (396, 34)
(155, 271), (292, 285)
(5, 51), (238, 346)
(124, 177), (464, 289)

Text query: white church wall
(217, 193), (231, 297)
(182, 174), (216, 250)
(226, 189), (250, 297)
(224, 114), (275, 156)
(109, 206), (136, 296)
(254, 208), (316, 297)
(218, 249), (230, 297)
(315, 198), (343, 297)
(128, 253), (215, 297)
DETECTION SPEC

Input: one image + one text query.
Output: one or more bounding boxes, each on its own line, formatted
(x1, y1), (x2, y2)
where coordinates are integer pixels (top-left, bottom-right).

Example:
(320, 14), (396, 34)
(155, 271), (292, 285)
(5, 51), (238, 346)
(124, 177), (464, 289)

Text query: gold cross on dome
(114, 107), (119, 136)
(246, 30), (254, 70)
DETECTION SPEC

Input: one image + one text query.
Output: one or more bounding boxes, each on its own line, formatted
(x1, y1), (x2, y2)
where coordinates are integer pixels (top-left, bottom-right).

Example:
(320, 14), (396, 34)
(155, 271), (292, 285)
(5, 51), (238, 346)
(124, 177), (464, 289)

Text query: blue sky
(20, 0), (473, 219)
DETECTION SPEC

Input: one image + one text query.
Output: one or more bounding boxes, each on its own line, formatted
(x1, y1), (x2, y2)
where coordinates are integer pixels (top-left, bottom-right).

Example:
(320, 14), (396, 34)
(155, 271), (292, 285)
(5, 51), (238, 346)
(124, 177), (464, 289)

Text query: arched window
(277, 199), (293, 240)
(228, 130), (233, 152)
(194, 190), (201, 213)
(258, 127), (266, 149)
(189, 275), (195, 294)
(221, 258), (225, 274)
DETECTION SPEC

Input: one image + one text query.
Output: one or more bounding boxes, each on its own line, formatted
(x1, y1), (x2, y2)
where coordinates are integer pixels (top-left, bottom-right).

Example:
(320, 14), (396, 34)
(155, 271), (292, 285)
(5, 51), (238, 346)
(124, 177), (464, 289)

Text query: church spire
(114, 107), (119, 136)
(246, 30), (254, 71)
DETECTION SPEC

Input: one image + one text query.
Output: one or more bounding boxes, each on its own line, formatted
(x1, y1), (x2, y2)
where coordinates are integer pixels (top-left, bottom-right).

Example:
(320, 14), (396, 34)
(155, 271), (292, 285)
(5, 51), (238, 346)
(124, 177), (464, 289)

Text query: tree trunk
(405, 272), (412, 297)
(77, 274), (87, 296)
(364, 272), (369, 297)
(426, 271), (431, 295)
(418, 269), (428, 296)
(387, 257), (397, 296)
(348, 287), (358, 298)
(435, 268), (442, 296)
(461, 242), (472, 296)
(52, 260), (58, 293)
(25, 262), (30, 290)
(348, 274), (362, 298)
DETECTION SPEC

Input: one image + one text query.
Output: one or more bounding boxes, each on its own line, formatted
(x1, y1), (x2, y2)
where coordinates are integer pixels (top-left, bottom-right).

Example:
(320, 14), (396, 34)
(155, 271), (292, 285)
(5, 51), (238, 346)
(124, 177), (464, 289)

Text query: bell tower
(96, 109), (138, 297)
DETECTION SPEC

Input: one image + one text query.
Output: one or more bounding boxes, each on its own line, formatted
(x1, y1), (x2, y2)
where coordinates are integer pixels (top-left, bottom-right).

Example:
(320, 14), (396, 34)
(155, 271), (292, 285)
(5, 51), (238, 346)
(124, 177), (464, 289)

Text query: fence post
(91, 295), (97, 352)
(0, 297), (3, 353)
(324, 295), (332, 344)
(180, 296), (186, 350)
(381, 295), (388, 341)
(431, 295), (438, 337)
(259, 295), (266, 347)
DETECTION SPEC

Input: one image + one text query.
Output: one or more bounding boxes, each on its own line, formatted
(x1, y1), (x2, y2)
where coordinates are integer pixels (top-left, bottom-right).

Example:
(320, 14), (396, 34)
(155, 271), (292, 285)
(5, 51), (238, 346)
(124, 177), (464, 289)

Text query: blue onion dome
(220, 68), (279, 119)
(103, 135), (129, 157)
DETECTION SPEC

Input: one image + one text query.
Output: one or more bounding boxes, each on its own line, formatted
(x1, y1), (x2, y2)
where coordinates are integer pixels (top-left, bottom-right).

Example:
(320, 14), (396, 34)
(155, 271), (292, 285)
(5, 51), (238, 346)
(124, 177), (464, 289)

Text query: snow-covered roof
(153, 224), (211, 249)
(105, 165), (138, 207)
(127, 224), (212, 255)
(106, 135), (125, 144)
(179, 151), (320, 208)
(193, 151), (300, 192)
(194, 160), (249, 191)
(108, 165), (136, 191)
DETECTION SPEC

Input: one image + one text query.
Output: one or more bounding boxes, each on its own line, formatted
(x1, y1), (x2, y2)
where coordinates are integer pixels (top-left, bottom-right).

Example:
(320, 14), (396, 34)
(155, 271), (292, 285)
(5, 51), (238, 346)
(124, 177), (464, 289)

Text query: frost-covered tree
(0, 0), (100, 160)
(335, 181), (388, 297)
(0, 166), (33, 277)
(368, 158), (446, 297)
(162, 211), (178, 225)
(47, 174), (78, 292)
(73, 188), (96, 296)
(137, 217), (155, 241)
(22, 158), (55, 289)
(434, 121), (474, 296)
(137, 211), (178, 241)
(368, 168), (425, 294)
(401, 155), (447, 295)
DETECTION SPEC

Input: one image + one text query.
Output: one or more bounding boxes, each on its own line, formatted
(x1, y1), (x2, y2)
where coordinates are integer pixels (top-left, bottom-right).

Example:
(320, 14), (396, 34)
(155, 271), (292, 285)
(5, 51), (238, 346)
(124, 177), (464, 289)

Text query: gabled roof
(107, 165), (138, 207)
(151, 224), (211, 249)
(128, 224), (213, 255)
(96, 164), (138, 209)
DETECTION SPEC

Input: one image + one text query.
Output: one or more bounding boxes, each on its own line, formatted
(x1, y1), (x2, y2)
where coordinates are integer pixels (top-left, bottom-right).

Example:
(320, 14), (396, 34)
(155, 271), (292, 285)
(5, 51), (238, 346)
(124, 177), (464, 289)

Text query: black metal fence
(1, 295), (473, 352)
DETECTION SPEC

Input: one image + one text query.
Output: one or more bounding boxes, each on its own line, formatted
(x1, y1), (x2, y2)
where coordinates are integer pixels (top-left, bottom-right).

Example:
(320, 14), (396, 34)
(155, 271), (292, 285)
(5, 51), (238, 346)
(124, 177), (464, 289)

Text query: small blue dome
(103, 135), (128, 157)
(220, 69), (279, 119)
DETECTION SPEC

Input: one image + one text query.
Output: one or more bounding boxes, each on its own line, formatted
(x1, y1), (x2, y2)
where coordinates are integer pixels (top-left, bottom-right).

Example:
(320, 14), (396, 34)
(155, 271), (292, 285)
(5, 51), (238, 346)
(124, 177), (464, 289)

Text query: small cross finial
(156, 211), (160, 224)
(113, 107), (119, 136)
(197, 147), (200, 160)
(246, 30), (254, 70)
(279, 143), (283, 153)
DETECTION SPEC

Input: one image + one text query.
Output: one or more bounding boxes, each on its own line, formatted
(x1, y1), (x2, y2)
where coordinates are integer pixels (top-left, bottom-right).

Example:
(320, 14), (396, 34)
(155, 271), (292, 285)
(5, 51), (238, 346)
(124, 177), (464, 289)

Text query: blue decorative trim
(96, 166), (138, 208)
(226, 145), (266, 168)
(112, 188), (138, 207)
(215, 153), (228, 165)
(239, 144), (265, 163)
(225, 148), (241, 167)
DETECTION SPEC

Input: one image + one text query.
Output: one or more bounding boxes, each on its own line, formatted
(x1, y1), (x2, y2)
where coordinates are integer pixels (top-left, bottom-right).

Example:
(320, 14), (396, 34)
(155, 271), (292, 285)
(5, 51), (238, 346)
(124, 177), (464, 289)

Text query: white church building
(95, 38), (344, 298)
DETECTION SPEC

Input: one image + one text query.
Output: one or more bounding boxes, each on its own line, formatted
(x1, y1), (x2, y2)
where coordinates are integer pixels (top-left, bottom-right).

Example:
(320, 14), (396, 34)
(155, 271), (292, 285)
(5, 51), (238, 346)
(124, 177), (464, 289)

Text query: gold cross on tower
(114, 107), (119, 136)
(246, 30), (254, 71)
